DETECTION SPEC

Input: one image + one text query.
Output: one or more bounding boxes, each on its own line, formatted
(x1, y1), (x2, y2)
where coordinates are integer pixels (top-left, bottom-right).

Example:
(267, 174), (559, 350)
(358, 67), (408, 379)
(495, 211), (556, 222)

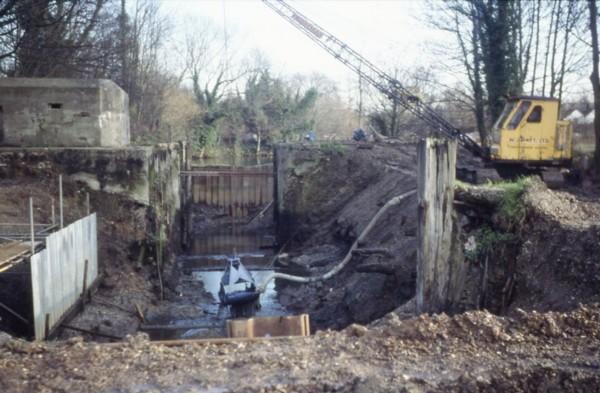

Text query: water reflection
(146, 227), (285, 340)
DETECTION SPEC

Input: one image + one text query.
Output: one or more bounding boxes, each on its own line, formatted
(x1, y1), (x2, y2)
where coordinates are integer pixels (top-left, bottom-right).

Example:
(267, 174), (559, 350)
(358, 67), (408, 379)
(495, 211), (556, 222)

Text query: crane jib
(262, 0), (486, 159)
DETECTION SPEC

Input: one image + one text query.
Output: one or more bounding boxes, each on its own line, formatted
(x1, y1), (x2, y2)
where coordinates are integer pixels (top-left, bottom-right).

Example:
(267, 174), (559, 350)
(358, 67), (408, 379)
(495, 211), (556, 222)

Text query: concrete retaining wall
(0, 143), (184, 277)
(0, 145), (181, 216)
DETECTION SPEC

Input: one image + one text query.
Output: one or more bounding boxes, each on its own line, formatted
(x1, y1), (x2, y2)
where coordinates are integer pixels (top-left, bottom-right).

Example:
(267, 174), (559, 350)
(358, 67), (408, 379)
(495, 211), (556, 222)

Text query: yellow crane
(488, 97), (572, 174)
(263, 0), (574, 178)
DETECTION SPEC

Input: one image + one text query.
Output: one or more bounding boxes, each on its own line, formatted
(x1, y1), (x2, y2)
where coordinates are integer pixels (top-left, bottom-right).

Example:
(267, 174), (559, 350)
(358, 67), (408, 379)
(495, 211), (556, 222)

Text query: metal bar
(36, 224), (58, 234)
(180, 170), (273, 176)
(0, 300), (30, 325)
(139, 323), (221, 331)
(0, 223), (54, 226)
(86, 193), (90, 216)
(61, 324), (123, 340)
(59, 175), (64, 229)
(0, 235), (51, 240)
(187, 267), (275, 272)
(82, 259), (88, 308)
(51, 198), (56, 225)
(29, 197), (34, 254)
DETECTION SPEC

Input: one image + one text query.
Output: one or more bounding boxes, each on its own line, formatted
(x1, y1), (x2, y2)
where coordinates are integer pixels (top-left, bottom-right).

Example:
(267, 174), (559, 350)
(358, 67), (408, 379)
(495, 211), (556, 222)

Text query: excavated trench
(2, 144), (600, 392)
(144, 225), (289, 340)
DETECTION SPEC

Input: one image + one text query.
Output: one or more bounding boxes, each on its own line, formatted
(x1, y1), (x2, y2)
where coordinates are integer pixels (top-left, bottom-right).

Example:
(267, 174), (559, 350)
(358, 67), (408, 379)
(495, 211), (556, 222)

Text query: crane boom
(262, 0), (486, 158)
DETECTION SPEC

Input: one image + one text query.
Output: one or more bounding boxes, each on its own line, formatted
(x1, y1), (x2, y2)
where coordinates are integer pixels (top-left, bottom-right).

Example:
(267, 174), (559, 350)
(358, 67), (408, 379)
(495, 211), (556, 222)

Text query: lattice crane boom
(262, 0), (486, 158)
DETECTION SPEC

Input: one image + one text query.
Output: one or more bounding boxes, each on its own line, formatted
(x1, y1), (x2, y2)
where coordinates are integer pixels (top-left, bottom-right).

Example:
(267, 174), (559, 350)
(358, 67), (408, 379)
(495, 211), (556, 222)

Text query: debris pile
(1, 305), (599, 392)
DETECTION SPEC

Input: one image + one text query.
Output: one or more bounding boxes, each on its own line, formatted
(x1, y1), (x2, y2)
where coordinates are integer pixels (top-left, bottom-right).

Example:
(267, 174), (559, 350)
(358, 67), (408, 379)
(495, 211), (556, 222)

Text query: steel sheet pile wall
(190, 166), (273, 217)
(30, 214), (97, 340)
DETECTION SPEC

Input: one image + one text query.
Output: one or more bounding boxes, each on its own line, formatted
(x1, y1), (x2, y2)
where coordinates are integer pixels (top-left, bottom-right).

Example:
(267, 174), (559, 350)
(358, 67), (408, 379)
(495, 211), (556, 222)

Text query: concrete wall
(0, 78), (129, 147)
(0, 145), (180, 212)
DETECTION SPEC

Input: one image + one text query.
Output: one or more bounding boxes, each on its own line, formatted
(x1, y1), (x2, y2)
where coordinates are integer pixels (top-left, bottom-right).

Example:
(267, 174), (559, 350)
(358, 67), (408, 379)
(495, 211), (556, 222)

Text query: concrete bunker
(0, 78), (130, 148)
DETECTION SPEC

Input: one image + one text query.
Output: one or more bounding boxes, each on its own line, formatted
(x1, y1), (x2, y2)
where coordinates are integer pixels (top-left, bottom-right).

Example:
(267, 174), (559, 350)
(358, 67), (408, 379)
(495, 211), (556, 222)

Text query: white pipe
(256, 189), (416, 293)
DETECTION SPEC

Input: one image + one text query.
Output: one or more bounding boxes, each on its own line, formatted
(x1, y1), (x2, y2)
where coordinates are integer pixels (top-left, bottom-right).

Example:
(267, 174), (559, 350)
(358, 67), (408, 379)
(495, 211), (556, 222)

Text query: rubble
(0, 304), (598, 392)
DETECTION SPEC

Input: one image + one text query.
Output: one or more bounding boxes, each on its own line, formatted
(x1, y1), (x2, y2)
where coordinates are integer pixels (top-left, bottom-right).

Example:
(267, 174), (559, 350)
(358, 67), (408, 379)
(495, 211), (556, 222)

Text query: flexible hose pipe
(257, 189), (416, 293)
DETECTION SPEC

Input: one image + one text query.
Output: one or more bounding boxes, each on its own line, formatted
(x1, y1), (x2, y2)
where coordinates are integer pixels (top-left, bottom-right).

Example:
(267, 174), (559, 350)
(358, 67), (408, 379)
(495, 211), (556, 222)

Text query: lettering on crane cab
(508, 136), (550, 145)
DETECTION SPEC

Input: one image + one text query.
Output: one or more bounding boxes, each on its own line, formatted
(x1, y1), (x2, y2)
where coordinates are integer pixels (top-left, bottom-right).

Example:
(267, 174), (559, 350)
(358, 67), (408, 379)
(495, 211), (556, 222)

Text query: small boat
(219, 256), (260, 307)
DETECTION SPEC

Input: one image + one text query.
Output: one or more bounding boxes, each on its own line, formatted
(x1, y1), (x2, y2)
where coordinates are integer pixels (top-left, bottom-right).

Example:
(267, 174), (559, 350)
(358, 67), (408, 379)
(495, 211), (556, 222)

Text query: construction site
(1, 1), (600, 392)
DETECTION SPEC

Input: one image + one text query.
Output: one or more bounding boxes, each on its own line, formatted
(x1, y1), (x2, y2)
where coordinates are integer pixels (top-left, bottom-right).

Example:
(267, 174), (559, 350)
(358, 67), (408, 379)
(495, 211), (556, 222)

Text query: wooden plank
(243, 174), (249, 216)
(226, 173), (232, 215)
(416, 139), (457, 314)
(211, 176), (217, 206)
(104, 335), (302, 348)
(192, 177), (199, 203)
(218, 174), (225, 209)
(227, 314), (310, 338)
(0, 241), (30, 263)
(200, 175), (207, 204)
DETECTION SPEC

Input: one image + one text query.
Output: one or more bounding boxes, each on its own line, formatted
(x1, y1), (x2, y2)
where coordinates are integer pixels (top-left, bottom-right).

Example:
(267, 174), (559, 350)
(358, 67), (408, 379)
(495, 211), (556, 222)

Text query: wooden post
(81, 259), (89, 310)
(416, 138), (457, 314)
(44, 313), (50, 339)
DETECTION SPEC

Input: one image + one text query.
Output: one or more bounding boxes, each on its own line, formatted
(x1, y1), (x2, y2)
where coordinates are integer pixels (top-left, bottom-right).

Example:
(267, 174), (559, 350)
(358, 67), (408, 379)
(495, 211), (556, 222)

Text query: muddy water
(147, 228), (287, 340)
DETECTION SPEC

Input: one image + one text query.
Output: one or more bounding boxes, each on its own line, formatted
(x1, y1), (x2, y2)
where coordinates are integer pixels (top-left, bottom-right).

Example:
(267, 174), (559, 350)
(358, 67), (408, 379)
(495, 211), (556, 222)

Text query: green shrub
(465, 225), (516, 262)
(319, 142), (346, 154)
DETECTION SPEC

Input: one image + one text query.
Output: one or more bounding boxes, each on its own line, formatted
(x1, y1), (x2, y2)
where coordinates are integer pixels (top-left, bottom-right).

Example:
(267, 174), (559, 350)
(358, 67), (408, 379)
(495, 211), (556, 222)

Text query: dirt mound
(275, 142), (418, 329)
(1, 305), (599, 392)
(524, 178), (600, 228)
(371, 303), (600, 343)
(456, 177), (600, 315)
(511, 179), (600, 312)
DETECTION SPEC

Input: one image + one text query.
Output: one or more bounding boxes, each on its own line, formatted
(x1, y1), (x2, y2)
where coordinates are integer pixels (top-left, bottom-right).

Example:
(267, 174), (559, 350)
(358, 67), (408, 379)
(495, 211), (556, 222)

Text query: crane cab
(488, 96), (573, 167)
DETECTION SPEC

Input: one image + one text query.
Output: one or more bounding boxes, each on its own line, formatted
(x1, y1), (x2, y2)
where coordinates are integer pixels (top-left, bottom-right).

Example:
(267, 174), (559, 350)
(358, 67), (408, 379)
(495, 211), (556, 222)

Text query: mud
(0, 175), (161, 340)
(273, 143), (419, 329)
(145, 222), (287, 340)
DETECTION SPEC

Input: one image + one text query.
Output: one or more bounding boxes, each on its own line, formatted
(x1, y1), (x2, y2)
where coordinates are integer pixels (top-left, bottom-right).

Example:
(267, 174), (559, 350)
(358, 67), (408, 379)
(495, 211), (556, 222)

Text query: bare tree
(0, 0), (114, 77)
(530, 0), (541, 95)
(123, 0), (173, 141)
(427, 0), (490, 143)
(589, 0), (600, 171)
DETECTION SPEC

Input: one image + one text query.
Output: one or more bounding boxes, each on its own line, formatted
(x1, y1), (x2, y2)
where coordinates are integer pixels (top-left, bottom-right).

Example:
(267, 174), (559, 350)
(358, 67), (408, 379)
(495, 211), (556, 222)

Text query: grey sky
(161, 0), (447, 94)
(160, 0), (591, 101)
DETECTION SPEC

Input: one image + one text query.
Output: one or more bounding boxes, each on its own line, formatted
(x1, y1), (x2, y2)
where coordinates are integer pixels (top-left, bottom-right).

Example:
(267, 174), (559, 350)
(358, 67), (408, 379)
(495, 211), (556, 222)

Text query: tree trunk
(256, 131), (261, 158)
(542, 0), (558, 96)
(558, 1), (574, 103)
(549, 0), (562, 98)
(530, 0), (541, 95)
(472, 10), (487, 144)
(589, 0), (600, 172)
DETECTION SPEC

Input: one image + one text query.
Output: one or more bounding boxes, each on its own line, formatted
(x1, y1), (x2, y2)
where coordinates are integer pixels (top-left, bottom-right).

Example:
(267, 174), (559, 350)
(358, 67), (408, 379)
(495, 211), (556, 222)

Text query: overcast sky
(159, 0), (592, 101)
(160, 0), (450, 96)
